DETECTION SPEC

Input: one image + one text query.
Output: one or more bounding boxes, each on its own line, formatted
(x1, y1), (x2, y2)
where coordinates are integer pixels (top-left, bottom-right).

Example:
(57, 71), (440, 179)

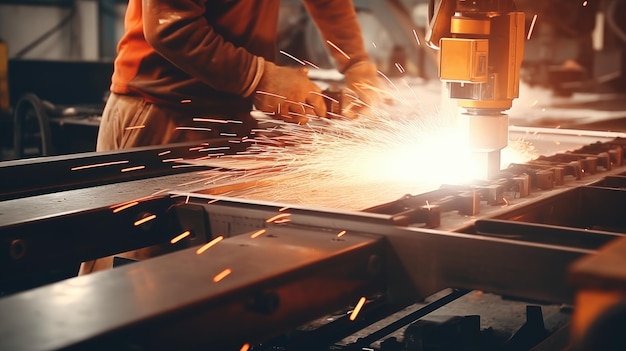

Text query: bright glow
(213, 268), (232, 282)
(266, 213), (291, 223)
(121, 165), (146, 172)
(170, 230), (191, 244)
(349, 296), (367, 321)
(192, 80), (537, 210)
(112, 201), (139, 213)
(196, 236), (224, 255)
(279, 50), (306, 65)
(527, 14), (538, 40)
(412, 29), (421, 46)
(326, 40), (351, 60)
(250, 229), (266, 239)
(134, 214), (156, 226)
(71, 160), (129, 171)
(124, 125), (145, 131)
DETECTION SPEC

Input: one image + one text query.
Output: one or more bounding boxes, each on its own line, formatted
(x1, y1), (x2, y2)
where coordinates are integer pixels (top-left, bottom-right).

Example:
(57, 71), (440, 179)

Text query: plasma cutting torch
(426, 0), (525, 179)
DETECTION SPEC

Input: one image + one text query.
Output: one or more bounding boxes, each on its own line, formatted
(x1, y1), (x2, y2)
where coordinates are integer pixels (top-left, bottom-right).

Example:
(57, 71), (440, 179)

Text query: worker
(95, 0), (380, 151)
(81, 0), (380, 274)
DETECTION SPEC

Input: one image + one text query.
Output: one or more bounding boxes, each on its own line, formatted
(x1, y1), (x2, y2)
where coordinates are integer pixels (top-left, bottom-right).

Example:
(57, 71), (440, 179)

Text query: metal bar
(474, 219), (622, 249)
(0, 195), (180, 295)
(183, 192), (595, 304)
(382, 225), (591, 305)
(0, 226), (387, 351)
(0, 138), (242, 201)
(0, 191), (600, 350)
(349, 289), (471, 349)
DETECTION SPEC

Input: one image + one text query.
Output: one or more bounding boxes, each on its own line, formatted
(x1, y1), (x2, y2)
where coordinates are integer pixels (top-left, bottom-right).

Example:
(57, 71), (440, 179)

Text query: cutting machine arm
(427, 0), (525, 179)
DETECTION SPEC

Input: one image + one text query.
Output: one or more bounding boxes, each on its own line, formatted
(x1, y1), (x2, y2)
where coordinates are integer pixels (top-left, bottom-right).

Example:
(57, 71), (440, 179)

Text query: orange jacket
(112, 0), (369, 114)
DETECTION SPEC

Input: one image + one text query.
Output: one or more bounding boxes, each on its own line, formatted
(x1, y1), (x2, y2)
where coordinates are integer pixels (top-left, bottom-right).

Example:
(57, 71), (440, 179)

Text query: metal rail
(0, 192), (600, 350)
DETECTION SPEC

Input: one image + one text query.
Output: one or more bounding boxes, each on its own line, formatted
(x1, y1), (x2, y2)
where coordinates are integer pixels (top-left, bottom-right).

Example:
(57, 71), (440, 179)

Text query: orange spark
(196, 235), (224, 255)
(349, 296), (367, 321)
(162, 158), (184, 163)
(256, 90), (286, 99)
(527, 14), (538, 40)
(213, 268), (232, 282)
(199, 146), (230, 152)
(278, 206), (289, 212)
(193, 117), (228, 124)
(310, 91), (339, 103)
(175, 127), (212, 132)
(412, 29), (421, 46)
(189, 146), (204, 151)
(170, 230), (191, 244)
(240, 344), (250, 351)
(250, 229), (266, 239)
(582, 1), (588, 6)
(112, 201), (139, 213)
(280, 50), (306, 65)
(266, 213), (291, 223)
(303, 59), (320, 69)
(180, 99), (192, 103)
(158, 150), (171, 156)
(207, 199), (220, 204)
(71, 160), (129, 171)
(121, 165), (146, 172)
(326, 40), (351, 60)
(395, 63), (405, 74)
(337, 230), (347, 238)
(134, 214), (156, 226)
(124, 125), (145, 131)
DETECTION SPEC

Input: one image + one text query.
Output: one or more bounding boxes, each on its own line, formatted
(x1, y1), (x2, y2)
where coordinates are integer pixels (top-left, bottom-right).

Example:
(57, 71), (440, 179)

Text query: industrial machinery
(426, 0), (525, 180)
(1, 1), (626, 350)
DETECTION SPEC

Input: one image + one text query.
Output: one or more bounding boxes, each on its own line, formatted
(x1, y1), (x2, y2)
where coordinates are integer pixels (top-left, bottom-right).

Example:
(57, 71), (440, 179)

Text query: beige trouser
(78, 93), (257, 275)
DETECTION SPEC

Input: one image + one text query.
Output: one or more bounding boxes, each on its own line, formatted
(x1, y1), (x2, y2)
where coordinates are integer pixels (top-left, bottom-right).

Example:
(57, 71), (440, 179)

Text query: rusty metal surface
(0, 192), (595, 350)
(0, 225), (386, 351)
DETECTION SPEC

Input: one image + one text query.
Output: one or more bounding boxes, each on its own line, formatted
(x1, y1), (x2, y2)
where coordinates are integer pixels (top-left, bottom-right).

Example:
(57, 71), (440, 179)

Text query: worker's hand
(342, 61), (381, 119)
(254, 61), (326, 124)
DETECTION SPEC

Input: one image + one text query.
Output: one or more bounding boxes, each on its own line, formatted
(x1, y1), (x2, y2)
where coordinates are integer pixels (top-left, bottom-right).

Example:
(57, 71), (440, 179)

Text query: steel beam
(0, 225), (386, 351)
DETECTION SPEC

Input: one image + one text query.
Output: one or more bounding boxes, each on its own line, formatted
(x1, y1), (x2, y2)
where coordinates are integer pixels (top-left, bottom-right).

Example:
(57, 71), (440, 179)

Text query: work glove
(254, 61), (326, 124)
(342, 60), (381, 119)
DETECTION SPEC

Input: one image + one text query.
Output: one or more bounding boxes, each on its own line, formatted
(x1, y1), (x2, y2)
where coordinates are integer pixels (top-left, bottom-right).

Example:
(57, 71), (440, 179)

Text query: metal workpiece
(382, 225), (590, 306)
(473, 219), (622, 249)
(0, 194), (181, 294)
(0, 182), (606, 350)
(490, 185), (626, 235)
(0, 138), (242, 201)
(0, 196), (594, 351)
(0, 225), (387, 351)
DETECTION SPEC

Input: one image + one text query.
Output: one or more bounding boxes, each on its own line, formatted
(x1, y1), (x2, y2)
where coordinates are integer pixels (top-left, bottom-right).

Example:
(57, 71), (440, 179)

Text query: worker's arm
(141, 0), (260, 97)
(142, 0), (325, 122)
(303, 0), (381, 118)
